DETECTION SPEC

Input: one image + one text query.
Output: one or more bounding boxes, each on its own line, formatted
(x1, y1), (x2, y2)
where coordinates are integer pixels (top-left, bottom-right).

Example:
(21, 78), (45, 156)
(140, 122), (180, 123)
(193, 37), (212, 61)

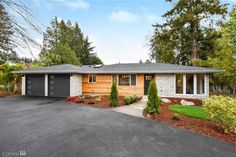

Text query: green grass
(169, 105), (209, 120)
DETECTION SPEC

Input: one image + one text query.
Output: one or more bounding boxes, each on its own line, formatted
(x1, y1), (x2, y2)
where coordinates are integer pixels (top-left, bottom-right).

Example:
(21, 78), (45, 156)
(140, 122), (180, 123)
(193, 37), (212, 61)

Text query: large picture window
(197, 74), (205, 94)
(118, 74), (136, 86)
(175, 74), (205, 95)
(186, 74), (194, 94)
(176, 74), (183, 94)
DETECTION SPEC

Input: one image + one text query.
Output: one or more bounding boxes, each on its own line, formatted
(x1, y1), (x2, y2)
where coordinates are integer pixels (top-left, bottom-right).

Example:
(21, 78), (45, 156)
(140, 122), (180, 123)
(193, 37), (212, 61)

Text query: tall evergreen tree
(0, 4), (15, 64)
(150, 0), (227, 65)
(40, 17), (102, 65)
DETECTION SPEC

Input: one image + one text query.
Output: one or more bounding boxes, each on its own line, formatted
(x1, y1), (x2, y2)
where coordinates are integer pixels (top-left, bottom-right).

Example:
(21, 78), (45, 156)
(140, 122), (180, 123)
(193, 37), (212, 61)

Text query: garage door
(26, 75), (45, 96)
(48, 74), (70, 97)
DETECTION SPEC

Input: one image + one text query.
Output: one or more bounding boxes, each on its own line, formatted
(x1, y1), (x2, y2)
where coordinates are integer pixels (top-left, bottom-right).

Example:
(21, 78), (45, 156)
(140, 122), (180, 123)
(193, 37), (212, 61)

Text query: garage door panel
(26, 75), (45, 96)
(48, 74), (70, 97)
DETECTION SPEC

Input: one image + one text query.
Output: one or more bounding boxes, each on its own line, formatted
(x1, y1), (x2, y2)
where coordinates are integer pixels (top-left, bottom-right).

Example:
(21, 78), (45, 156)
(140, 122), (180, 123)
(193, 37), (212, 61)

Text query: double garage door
(26, 74), (70, 97)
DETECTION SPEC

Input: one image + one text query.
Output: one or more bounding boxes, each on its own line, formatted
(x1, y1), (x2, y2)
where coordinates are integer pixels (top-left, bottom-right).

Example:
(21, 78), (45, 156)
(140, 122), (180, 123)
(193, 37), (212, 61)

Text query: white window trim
(175, 73), (207, 96)
(88, 74), (96, 83)
(117, 74), (137, 86)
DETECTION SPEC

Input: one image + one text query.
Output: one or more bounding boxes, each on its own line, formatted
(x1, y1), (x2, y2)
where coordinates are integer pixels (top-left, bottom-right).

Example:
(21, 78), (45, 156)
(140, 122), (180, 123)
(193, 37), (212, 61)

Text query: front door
(144, 74), (154, 95)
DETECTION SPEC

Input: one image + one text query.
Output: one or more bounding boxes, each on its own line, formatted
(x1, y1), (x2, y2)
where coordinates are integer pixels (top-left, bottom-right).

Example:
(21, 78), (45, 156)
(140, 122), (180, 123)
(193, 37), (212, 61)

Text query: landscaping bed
(162, 97), (202, 106)
(66, 95), (141, 108)
(143, 103), (236, 144)
(0, 91), (18, 97)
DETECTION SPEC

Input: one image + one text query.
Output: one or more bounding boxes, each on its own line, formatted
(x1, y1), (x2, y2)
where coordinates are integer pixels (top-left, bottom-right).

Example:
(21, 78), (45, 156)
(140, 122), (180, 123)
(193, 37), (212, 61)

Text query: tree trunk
(191, 38), (197, 66)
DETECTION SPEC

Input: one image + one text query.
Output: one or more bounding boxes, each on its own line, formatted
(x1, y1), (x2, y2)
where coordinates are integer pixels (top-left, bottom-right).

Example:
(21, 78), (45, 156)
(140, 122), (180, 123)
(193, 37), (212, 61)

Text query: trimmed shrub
(130, 95), (137, 103)
(203, 96), (236, 133)
(146, 80), (161, 114)
(124, 96), (131, 105)
(109, 83), (118, 107)
(171, 113), (180, 121)
(95, 97), (102, 102)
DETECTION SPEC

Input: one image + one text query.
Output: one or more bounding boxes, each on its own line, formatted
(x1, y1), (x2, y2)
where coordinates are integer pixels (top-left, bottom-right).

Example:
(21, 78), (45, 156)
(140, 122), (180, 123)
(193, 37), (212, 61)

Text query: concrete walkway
(111, 96), (147, 118)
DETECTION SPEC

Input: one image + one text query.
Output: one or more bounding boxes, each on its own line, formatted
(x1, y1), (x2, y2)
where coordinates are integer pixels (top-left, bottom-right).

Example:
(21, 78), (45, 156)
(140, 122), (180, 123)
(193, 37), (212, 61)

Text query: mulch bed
(0, 91), (18, 97)
(163, 97), (203, 106)
(143, 103), (236, 144)
(66, 95), (141, 108)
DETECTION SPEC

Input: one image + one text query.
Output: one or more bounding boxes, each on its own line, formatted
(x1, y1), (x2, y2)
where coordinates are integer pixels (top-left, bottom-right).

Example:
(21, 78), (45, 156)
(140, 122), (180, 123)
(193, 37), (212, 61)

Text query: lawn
(169, 105), (209, 120)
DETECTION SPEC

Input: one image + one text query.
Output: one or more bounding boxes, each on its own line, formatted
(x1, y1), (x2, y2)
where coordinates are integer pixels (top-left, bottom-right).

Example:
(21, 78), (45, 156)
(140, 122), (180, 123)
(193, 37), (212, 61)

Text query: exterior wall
(155, 73), (209, 99)
(21, 75), (25, 95)
(82, 74), (144, 96)
(70, 74), (82, 96)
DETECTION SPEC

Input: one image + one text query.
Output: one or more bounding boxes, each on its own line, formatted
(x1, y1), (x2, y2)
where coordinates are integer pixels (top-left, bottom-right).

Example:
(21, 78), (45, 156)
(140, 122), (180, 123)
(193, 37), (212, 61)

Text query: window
(186, 74), (194, 94)
(118, 74), (136, 86)
(119, 74), (130, 86)
(88, 74), (96, 83)
(176, 74), (183, 94)
(197, 74), (205, 94)
(131, 74), (136, 85)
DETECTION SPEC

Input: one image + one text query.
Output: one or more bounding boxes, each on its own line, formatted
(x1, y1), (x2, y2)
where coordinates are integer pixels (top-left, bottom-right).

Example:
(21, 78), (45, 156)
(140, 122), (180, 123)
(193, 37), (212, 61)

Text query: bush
(130, 95), (137, 103)
(146, 80), (161, 114)
(95, 97), (102, 102)
(124, 96), (131, 105)
(171, 113), (180, 121)
(203, 96), (236, 133)
(109, 83), (118, 107)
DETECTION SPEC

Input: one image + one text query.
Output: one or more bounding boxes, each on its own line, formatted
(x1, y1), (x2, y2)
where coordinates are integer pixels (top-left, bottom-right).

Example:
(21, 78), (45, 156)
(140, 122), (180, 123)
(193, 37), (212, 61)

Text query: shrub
(95, 97), (102, 102)
(171, 113), (180, 121)
(124, 96), (131, 105)
(109, 83), (118, 107)
(203, 96), (236, 133)
(146, 80), (161, 114)
(130, 95), (137, 103)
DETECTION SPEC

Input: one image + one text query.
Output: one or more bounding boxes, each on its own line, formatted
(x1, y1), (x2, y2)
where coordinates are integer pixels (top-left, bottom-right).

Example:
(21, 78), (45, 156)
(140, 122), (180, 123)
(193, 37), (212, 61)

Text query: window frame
(88, 74), (96, 83)
(116, 74), (137, 86)
(175, 73), (206, 95)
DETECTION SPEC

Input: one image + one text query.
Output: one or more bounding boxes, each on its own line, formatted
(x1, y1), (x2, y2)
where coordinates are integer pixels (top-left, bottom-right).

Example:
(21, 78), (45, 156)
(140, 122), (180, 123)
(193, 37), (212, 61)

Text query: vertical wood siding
(82, 74), (144, 96)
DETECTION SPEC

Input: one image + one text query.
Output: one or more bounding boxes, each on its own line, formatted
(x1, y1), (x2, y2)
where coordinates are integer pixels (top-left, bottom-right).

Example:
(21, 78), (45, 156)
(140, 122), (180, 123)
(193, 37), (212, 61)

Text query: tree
(194, 7), (236, 94)
(109, 83), (118, 107)
(146, 80), (161, 114)
(1, 0), (42, 58)
(40, 17), (103, 65)
(150, 0), (227, 65)
(0, 4), (14, 64)
(40, 44), (80, 66)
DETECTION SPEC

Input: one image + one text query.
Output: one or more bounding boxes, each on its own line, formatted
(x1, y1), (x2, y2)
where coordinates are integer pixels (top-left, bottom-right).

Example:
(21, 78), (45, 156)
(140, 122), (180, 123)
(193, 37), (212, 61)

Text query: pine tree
(109, 83), (118, 107)
(150, 0), (227, 65)
(147, 80), (161, 114)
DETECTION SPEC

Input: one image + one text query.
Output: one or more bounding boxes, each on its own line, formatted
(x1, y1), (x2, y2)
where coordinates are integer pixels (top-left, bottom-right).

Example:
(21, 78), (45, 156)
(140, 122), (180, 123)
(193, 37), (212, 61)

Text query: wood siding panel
(82, 74), (144, 96)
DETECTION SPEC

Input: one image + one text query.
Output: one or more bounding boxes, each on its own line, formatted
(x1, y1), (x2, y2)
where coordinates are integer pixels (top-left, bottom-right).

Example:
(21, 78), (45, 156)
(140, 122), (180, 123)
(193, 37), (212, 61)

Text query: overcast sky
(15, 0), (236, 64)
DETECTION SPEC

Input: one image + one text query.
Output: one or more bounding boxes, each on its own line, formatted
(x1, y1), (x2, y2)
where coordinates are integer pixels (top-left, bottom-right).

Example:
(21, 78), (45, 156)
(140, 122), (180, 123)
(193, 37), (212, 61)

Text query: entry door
(144, 74), (154, 95)
(48, 74), (70, 97)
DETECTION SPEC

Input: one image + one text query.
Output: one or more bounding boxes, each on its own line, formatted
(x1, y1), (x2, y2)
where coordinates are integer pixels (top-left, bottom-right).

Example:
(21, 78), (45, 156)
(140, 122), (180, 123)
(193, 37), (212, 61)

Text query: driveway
(0, 96), (234, 157)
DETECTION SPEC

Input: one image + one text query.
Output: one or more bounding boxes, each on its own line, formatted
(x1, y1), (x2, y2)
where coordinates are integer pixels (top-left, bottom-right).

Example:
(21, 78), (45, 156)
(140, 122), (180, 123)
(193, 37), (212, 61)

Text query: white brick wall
(70, 74), (82, 96)
(155, 73), (209, 99)
(21, 75), (25, 95)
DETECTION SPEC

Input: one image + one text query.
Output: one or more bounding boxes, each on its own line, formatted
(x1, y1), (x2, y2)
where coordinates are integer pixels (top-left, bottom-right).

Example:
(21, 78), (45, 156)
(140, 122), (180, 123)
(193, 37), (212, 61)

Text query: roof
(12, 63), (223, 74)
(12, 64), (85, 74)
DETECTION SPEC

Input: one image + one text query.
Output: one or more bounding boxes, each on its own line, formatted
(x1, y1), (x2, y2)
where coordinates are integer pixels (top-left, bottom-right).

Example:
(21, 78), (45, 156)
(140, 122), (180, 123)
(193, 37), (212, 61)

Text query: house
(12, 63), (222, 99)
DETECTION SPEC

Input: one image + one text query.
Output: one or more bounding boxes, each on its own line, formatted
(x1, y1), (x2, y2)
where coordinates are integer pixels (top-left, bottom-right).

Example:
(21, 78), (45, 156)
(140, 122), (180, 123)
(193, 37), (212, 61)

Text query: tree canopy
(150, 0), (227, 65)
(194, 6), (236, 94)
(40, 17), (102, 66)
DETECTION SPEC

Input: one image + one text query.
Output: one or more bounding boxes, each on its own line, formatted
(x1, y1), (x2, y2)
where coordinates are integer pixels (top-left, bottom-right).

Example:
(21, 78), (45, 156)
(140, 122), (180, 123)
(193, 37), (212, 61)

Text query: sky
(15, 0), (236, 64)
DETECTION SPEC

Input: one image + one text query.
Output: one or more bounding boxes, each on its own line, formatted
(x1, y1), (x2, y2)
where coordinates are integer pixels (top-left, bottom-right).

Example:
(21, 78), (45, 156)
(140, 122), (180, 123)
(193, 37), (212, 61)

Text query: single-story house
(12, 63), (222, 99)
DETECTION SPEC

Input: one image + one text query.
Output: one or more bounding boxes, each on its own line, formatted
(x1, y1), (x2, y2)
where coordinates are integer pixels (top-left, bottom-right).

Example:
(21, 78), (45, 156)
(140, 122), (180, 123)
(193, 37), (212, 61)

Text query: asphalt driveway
(0, 96), (235, 157)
